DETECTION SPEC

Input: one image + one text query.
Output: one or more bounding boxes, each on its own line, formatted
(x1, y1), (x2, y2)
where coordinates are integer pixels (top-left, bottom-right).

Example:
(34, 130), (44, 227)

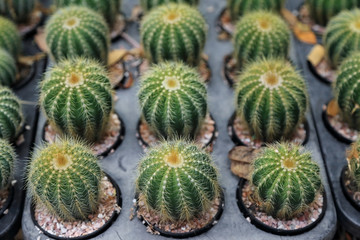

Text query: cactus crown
(233, 11), (290, 68)
(346, 139), (360, 191)
(45, 6), (109, 64)
(140, 3), (207, 66)
(0, 139), (15, 190)
(40, 57), (113, 143)
(140, 0), (199, 12)
(0, 0), (36, 23)
(136, 140), (220, 222)
(235, 59), (308, 142)
(0, 48), (16, 87)
(324, 9), (360, 68)
(138, 62), (207, 140)
(0, 16), (21, 59)
(27, 138), (102, 221)
(251, 143), (322, 219)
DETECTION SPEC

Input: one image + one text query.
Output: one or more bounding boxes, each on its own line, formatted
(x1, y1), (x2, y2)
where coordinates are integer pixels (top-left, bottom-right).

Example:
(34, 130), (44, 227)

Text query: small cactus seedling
(140, 0), (199, 12)
(140, 3), (207, 66)
(27, 138), (102, 221)
(235, 59), (308, 142)
(233, 11), (290, 68)
(251, 143), (322, 219)
(306, 0), (359, 26)
(0, 49), (16, 87)
(227, 0), (284, 22)
(334, 53), (360, 130)
(39, 58), (113, 143)
(0, 139), (15, 191)
(346, 139), (360, 191)
(45, 6), (109, 64)
(324, 9), (360, 68)
(138, 62), (207, 140)
(0, 0), (36, 23)
(136, 140), (220, 222)
(0, 87), (23, 141)
(55, 0), (121, 28)
(0, 16), (21, 59)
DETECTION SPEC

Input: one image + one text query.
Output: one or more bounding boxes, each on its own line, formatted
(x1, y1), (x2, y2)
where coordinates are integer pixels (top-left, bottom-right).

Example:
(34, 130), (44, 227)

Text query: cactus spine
(324, 9), (360, 68)
(0, 0), (36, 23)
(235, 59), (308, 142)
(27, 138), (102, 221)
(140, 3), (207, 66)
(138, 62), (207, 140)
(39, 58), (113, 143)
(233, 11), (290, 68)
(346, 139), (360, 191)
(136, 140), (220, 222)
(45, 6), (109, 64)
(0, 87), (23, 141)
(0, 140), (15, 190)
(0, 49), (16, 87)
(140, 0), (199, 12)
(251, 143), (322, 219)
(0, 16), (21, 59)
(227, 0), (284, 22)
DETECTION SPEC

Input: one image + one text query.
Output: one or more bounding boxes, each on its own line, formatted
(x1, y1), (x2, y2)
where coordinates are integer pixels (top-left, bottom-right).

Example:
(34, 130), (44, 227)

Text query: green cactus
(0, 16), (21, 59)
(138, 62), (207, 140)
(136, 140), (220, 222)
(306, 0), (359, 26)
(0, 0), (36, 23)
(0, 49), (16, 87)
(0, 139), (15, 191)
(227, 0), (284, 22)
(346, 139), (360, 191)
(39, 58), (113, 143)
(45, 6), (109, 65)
(55, 0), (121, 28)
(27, 138), (102, 221)
(233, 11), (290, 68)
(140, 3), (207, 67)
(140, 0), (199, 12)
(235, 59), (308, 143)
(0, 87), (23, 141)
(251, 143), (322, 219)
(324, 9), (360, 68)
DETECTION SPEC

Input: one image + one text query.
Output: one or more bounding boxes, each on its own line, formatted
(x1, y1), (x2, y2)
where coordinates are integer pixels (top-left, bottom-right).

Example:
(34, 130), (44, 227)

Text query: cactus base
(0, 185), (14, 217)
(341, 166), (360, 211)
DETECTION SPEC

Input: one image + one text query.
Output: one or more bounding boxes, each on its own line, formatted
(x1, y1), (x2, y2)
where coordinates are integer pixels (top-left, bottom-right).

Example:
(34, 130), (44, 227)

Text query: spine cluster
(140, 0), (198, 12)
(0, 16), (21, 59)
(347, 139), (360, 191)
(0, 49), (16, 87)
(0, 139), (15, 190)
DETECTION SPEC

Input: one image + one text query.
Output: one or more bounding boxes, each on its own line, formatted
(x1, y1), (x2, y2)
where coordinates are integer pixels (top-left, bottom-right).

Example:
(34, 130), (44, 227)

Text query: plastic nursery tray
(22, 0), (337, 239)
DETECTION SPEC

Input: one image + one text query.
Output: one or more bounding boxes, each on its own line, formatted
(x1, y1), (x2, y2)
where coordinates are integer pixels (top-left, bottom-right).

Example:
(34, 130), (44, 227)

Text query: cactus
(235, 59), (308, 142)
(27, 138), (102, 221)
(0, 0), (36, 23)
(0, 49), (16, 87)
(45, 6), (109, 65)
(136, 140), (220, 222)
(138, 62), (207, 140)
(233, 11), (290, 68)
(251, 143), (322, 219)
(39, 58), (113, 143)
(140, 0), (199, 12)
(55, 0), (121, 28)
(0, 16), (21, 59)
(324, 9), (360, 68)
(140, 3), (207, 67)
(346, 139), (360, 191)
(227, 0), (284, 22)
(0, 140), (15, 190)
(0, 87), (23, 141)
(306, 0), (359, 26)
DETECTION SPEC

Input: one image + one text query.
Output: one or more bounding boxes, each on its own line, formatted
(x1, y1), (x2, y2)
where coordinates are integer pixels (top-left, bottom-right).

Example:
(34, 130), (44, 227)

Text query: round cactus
(45, 6), (109, 65)
(55, 0), (121, 28)
(138, 62), (207, 140)
(27, 138), (102, 221)
(324, 9), (360, 68)
(0, 49), (16, 87)
(235, 59), (308, 142)
(0, 16), (21, 59)
(136, 140), (220, 222)
(0, 0), (36, 23)
(251, 143), (322, 219)
(227, 0), (284, 21)
(306, 0), (359, 26)
(346, 139), (360, 191)
(140, 3), (207, 67)
(39, 58), (113, 143)
(233, 11), (290, 68)
(0, 140), (15, 191)
(140, 0), (199, 12)
(0, 87), (23, 141)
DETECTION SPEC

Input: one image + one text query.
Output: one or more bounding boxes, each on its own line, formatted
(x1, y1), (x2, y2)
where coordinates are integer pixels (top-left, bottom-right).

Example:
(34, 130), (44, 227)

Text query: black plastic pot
(19, 11), (45, 38)
(0, 186), (14, 218)
(306, 58), (333, 85)
(13, 60), (38, 90)
(340, 166), (360, 212)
